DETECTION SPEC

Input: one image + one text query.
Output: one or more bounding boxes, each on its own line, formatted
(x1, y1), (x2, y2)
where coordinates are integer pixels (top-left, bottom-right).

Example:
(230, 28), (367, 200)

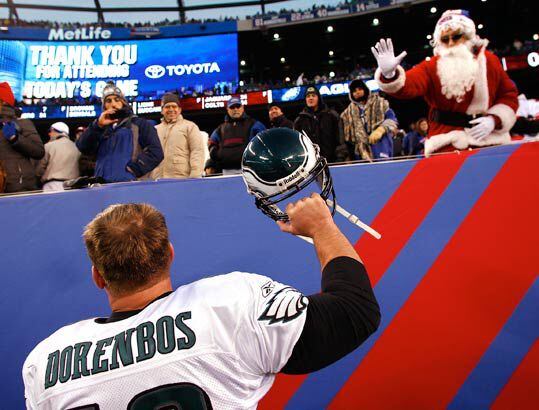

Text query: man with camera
(76, 82), (163, 183)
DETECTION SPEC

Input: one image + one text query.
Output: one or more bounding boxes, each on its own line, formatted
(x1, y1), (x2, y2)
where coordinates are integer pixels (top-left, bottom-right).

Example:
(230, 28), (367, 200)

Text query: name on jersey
(44, 311), (195, 389)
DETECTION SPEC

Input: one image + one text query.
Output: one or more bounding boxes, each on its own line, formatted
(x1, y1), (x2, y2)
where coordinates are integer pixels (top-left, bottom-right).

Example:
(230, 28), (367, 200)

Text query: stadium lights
(329, 71), (335, 78)
(285, 76), (291, 82)
(430, 7), (437, 13)
(240, 60), (246, 66)
(239, 80), (244, 86)
(533, 34), (538, 41)
(280, 57), (286, 63)
(372, 18), (379, 26)
(273, 33), (280, 40)
(327, 25), (334, 33)
(478, 24), (484, 29)
(329, 50), (334, 56)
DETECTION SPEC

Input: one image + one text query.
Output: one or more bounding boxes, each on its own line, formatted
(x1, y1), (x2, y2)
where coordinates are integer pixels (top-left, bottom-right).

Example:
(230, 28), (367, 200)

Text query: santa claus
(371, 9), (518, 156)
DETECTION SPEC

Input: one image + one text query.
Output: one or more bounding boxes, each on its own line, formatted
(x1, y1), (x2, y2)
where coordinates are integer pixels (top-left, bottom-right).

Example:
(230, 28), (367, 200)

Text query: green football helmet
(241, 127), (336, 221)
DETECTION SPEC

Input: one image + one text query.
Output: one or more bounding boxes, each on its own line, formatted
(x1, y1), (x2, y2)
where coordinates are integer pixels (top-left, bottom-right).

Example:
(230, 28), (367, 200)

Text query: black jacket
(293, 105), (341, 163)
(270, 114), (294, 129)
(0, 106), (44, 193)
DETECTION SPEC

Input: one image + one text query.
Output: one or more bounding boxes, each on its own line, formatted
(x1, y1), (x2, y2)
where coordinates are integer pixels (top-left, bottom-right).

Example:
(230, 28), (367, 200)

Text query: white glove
(371, 38), (407, 78)
(469, 116), (495, 141)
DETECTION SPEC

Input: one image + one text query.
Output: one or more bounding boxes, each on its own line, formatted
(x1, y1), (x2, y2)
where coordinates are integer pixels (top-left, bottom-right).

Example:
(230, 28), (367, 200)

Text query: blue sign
(0, 33), (238, 101)
(271, 80), (379, 103)
(0, 22), (237, 41)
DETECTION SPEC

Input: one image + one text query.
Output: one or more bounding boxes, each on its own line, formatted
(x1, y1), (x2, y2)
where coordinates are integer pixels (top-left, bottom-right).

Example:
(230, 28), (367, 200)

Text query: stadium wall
(0, 143), (537, 409)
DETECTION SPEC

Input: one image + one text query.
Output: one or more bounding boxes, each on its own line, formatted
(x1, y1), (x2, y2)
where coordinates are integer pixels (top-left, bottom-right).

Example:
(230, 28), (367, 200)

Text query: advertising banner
(0, 33), (238, 101)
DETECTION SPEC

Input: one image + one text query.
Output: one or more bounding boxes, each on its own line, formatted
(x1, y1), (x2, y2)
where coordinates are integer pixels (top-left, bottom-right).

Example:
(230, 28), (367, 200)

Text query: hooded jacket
(341, 79), (398, 160)
(293, 90), (341, 163)
(270, 114), (294, 129)
(0, 105), (44, 192)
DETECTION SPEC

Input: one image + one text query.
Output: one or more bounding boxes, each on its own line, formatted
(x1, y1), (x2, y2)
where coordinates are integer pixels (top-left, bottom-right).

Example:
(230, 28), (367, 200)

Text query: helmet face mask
(242, 128), (336, 221)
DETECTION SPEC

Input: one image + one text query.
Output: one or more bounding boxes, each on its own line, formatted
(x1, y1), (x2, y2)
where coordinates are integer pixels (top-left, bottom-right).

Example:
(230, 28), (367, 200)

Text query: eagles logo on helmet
(241, 127), (336, 221)
(242, 127), (382, 241)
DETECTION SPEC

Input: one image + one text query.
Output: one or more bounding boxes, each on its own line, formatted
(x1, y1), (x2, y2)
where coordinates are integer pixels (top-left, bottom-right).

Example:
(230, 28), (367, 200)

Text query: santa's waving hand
(372, 9), (518, 156)
(371, 39), (407, 78)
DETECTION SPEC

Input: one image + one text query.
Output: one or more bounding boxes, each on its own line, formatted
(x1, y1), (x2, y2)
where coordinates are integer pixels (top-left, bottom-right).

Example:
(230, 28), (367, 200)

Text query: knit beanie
(305, 86), (323, 105)
(0, 82), (15, 106)
(161, 92), (180, 107)
(101, 82), (127, 108)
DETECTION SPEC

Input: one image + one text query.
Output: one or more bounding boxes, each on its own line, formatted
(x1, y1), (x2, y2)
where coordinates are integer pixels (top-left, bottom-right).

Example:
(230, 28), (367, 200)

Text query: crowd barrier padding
(1, 143), (537, 409)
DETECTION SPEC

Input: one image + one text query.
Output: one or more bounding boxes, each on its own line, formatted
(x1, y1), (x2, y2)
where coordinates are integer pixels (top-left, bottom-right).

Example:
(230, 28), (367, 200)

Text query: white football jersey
(23, 272), (308, 409)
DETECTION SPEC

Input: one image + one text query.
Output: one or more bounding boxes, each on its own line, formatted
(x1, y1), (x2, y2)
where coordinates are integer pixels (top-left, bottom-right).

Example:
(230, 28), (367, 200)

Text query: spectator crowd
(3, 75), (536, 196)
(0, 76), (412, 195)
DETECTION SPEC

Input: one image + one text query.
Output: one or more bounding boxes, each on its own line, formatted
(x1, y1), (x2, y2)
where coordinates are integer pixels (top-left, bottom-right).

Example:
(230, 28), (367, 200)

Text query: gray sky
(0, 1), (344, 23)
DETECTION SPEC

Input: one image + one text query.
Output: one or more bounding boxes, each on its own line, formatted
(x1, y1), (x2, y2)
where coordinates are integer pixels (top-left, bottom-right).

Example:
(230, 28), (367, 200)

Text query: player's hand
(469, 116), (495, 141)
(277, 193), (336, 239)
(371, 38), (407, 78)
(97, 109), (119, 128)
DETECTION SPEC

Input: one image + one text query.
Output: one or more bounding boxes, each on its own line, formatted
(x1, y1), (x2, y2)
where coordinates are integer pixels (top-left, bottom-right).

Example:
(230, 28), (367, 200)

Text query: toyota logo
(145, 65), (165, 79)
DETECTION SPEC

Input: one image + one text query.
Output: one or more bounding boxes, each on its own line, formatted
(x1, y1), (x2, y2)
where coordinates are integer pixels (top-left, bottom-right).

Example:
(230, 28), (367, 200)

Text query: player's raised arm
(277, 193), (361, 268)
(277, 193), (381, 374)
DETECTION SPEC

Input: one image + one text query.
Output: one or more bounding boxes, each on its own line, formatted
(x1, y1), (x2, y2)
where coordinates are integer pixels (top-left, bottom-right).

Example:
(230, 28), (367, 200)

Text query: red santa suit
(375, 42), (518, 156)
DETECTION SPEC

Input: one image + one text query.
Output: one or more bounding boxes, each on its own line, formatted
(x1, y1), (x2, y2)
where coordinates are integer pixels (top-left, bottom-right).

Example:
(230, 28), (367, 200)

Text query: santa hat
(432, 10), (476, 47)
(0, 82), (15, 106)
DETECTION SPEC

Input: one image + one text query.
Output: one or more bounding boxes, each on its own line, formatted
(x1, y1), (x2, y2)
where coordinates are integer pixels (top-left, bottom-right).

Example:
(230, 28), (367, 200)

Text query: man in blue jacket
(76, 83), (163, 183)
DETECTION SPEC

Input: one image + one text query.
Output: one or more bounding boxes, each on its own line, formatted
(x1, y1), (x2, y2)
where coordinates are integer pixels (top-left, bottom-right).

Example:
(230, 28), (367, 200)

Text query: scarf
(340, 94), (389, 161)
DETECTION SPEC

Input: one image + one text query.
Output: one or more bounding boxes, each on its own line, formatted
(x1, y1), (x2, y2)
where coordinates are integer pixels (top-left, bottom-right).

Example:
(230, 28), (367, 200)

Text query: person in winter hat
(371, 9), (518, 156)
(0, 82), (44, 192)
(268, 103), (293, 129)
(36, 122), (80, 192)
(76, 82), (163, 183)
(151, 92), (205, 179)
(340, 78), (398, 161)
(293, 86), (342, 163)
(208, 97), (265, 174)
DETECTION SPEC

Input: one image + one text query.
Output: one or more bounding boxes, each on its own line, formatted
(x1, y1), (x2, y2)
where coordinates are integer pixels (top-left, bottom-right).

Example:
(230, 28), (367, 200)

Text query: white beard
(436, 43), (479, 103)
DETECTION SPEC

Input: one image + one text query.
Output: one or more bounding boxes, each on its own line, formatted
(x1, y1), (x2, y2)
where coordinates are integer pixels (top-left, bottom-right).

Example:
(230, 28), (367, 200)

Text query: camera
(107, 106), (130, 121)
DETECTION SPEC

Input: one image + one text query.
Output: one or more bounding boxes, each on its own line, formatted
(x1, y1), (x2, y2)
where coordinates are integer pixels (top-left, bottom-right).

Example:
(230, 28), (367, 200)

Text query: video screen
(0, 33), (238, 103)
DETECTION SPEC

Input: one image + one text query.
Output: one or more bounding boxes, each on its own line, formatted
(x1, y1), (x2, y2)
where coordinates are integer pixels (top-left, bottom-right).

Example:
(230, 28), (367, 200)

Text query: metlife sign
(47, 27), (112, 41)
(1, 33), (238, 101)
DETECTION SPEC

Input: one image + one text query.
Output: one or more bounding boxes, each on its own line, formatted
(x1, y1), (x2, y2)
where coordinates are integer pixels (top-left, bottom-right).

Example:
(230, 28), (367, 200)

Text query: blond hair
(83, 203), (171, 295)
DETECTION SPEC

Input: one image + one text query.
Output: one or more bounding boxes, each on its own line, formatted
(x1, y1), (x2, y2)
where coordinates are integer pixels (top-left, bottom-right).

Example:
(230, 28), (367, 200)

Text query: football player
(23, 139), (380, 409)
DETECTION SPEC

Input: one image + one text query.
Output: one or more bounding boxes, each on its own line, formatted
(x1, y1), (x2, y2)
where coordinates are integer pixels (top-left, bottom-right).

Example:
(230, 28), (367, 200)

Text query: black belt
(430, 109), (485, 128)
(43, 178), (67, 184)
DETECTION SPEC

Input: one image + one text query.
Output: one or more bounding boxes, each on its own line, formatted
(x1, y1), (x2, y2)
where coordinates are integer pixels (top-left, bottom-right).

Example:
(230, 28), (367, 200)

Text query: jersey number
(70, 383), (212, 410)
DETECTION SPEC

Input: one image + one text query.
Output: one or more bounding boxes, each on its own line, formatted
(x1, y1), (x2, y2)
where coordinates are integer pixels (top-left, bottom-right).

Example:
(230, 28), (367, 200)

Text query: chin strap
(286, 200), (382, 246)
(326, 199), (382, 240)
